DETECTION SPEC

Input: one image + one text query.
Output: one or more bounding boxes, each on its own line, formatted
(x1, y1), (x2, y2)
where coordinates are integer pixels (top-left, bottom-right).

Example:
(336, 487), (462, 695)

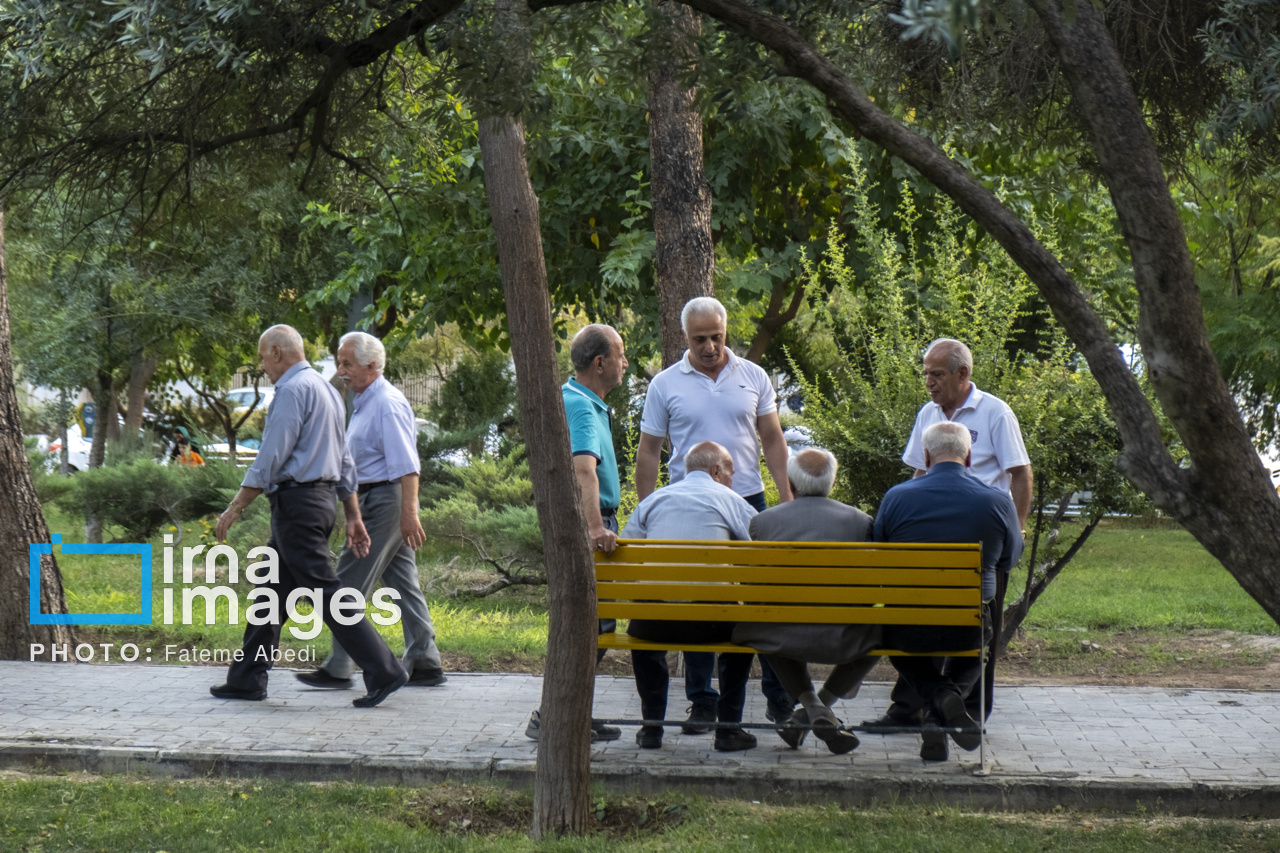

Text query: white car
(202, 442), (259, 465)
(45, 424), (94, 472)
(225, 387), (274, 414)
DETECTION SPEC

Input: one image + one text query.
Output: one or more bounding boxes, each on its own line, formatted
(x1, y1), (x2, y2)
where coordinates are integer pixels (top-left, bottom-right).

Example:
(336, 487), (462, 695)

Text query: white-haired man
(732, 448), (878, 754)
(866, 337), (1032, 732)
(875, 421), (1023, 761)
(295, 331), (446, 691)
(623, 441), (758, 752)
(635, 296), (795, 730)
(214, 325), (407, 708)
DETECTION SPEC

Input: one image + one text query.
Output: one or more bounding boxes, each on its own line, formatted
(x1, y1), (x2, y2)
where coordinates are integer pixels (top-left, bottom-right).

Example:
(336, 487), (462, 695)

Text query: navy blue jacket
(873, 461), (1023, 651)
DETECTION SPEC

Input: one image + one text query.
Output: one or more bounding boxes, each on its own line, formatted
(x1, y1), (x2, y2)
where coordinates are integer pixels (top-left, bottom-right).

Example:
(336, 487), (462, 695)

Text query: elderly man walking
(213, 325), (407, 708)
(732, 448), (879, 754)
(624, 441), (759, 752)
(875, 421), (1023, 761)
(635, 296), (795, 730)
(295, 331), (446, 691)
(866, 337), (1032, 731)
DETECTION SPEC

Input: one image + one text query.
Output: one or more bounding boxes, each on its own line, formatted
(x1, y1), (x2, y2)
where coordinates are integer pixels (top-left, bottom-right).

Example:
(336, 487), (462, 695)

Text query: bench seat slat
(597, 565), (980, 586)
(597, 581), (980, 607)
(596, 633), (981, 657)
(598, 601), (981, 625)
(603, 545), (980, 569)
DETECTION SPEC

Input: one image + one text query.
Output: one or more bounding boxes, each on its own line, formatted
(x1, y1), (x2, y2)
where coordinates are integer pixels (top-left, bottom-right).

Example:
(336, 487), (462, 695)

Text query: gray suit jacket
(747, 496), (872, 543)
(733, 495), (880, 663)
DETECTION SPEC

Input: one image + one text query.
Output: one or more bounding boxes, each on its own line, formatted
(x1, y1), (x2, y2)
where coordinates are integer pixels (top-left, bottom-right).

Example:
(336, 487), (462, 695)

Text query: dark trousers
(226, 486), (404, 692)
(631, 649), (754, 724)
(885, 572), (1007, 722)
(684, 489), (789, 711)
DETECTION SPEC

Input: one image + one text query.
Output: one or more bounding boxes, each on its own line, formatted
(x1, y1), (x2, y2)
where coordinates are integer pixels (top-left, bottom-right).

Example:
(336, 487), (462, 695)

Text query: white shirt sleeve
(751, 364), (777, 417)
(638, 374), (669, 438)
(990, 408), (1031, 470)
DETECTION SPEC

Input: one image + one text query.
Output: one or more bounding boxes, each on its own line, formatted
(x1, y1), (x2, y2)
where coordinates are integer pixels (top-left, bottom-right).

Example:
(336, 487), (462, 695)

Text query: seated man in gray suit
(732, 448), (880, 754)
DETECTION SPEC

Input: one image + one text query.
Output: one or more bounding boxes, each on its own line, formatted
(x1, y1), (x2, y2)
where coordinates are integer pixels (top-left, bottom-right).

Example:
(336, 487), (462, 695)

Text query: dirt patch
(399, 784), (685, 838)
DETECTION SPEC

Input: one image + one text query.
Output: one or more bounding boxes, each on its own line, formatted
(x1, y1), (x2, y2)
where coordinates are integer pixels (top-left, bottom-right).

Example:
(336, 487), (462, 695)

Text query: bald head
(787, 448), (838, 497)
(257, 324), (306, 382)
(685, 440), (734, 488)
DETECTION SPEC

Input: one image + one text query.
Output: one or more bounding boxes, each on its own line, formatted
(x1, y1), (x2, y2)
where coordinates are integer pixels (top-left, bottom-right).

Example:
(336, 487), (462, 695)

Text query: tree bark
(675, 0), (1280, 623)
(122, 352), (158, 432)
(0, 206), (76, 660)
(649, 0), (715, 368)
(478, 0), (595, 837)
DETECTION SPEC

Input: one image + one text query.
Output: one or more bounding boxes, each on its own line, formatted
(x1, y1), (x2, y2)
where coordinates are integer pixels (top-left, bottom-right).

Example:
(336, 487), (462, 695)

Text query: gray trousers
(323, 482), (441, 678)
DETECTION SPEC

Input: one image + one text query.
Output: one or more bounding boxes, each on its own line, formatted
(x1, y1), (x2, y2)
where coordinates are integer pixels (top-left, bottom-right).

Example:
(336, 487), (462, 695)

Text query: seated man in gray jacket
(732, 448), (880, 754)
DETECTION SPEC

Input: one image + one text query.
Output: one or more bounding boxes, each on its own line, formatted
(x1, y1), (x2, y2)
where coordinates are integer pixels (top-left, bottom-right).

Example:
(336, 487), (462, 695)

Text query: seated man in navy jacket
(873, 421), (1023, 761)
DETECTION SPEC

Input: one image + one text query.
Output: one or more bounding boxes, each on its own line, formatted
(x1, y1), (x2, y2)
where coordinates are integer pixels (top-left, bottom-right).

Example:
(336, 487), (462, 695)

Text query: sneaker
(766, 698), (796, 725)
(713, 726), (758, 752)
(636, 725), (664, 749)
(526, 710), (621, 743)
(405, 666), (448, 687)
(681, 704), (716, 735)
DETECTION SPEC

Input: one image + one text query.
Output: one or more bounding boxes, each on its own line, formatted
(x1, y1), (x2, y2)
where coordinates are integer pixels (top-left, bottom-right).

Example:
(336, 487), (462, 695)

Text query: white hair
(681, 296), (727, 336)
(924, 338), (973, 374)
(260, 324), (305, 358)
(787, 448), (838, 497)
(923, 421), (971, 463)
(339, 331), (386, 373)
(684, 440), (730, 474)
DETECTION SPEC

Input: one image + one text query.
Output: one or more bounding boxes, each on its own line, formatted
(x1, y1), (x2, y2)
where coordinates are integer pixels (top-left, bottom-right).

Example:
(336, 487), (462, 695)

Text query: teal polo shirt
(562, 378), (620, 511)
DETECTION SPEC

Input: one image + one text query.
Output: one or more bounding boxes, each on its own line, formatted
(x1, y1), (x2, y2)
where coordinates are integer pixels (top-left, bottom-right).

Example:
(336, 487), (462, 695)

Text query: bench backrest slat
(599, 601), (983, 626)
(598, 565), (979, 586)
(597, 581), (980, 607)
(603, 541), (980, 569)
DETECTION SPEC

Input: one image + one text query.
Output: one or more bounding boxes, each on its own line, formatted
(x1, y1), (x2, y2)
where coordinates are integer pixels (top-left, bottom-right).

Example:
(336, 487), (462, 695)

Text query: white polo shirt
(640, 348), (777, 497)
(902, 383), (1030, 493)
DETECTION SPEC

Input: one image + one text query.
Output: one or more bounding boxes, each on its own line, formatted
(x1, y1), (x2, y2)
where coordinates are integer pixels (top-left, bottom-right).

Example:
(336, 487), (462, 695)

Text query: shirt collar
(564, 378), (608, 411)
(353, 375), (388, 412)
(932, 382), (983, 415)
(275, 360), (310, 388)
(677, 347), (739, 375)
(684, 470), (715, 483)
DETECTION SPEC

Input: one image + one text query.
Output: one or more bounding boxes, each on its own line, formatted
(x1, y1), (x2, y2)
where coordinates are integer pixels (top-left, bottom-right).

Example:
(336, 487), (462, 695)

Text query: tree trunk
(675, 0), (1280, 623)
(649, 0), (714, 368)
(745, 278), (804, 363)
(123, 351), (157, 432)
(478, 0), (595, 837)
(0, 206), (76, 660)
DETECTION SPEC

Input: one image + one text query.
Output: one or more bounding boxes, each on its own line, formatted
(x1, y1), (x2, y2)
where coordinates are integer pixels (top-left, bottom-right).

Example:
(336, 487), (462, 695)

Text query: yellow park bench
(595, 538), (990, 771)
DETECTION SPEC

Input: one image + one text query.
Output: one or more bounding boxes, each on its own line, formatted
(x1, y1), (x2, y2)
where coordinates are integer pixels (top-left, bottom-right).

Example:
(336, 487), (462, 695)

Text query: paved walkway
(2, 662), (1279, 816)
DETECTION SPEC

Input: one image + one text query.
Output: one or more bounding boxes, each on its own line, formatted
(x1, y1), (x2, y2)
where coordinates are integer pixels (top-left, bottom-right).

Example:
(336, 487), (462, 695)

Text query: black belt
(600, 506), (617, 517)
(276, 479), (337, 491)
(358, 479), (399, 494)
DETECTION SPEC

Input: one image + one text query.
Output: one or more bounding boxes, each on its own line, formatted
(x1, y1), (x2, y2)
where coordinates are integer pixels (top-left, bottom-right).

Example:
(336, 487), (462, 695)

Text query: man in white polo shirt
(864, 336), (1032, 731)
(635, 296), (795, 731)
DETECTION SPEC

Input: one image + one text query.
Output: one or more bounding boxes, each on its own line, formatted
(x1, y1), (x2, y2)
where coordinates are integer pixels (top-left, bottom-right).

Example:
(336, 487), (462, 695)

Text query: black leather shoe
(812, 718), (860, 755)
(352, 671), (409, 708)
(714, 726), (758, 752)
(766, 698), (796, 725)
(636, 726), (664, 749)
(210, 683), (266, 701)
(681, 704), (716, 735)
(920, 728), (950, 761)
(861, 712), (923, 732)
(936, 691), (981, 751)
(295, 669), (354, 689)
(406, 667), (448, 687)
(591, 720), (622, 741)
(778, 707), (809, 749)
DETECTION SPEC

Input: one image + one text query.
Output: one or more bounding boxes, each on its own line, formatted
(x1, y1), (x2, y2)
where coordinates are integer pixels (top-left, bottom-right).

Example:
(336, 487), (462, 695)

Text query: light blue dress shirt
(621, 471), (756, 541)
(347, 375), (420, 483)
(241, 361), (358, 500)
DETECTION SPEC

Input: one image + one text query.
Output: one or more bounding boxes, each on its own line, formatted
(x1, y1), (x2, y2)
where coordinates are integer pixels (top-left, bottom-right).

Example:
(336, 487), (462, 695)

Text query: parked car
(45, 424), (93, 472)
(202, 442), (260, 466)
(224, 386), (274, 414)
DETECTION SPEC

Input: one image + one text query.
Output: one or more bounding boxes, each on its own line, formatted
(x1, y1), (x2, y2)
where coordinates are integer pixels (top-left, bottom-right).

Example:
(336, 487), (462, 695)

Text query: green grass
(1012, 520), (1278, 635)
(3, 776), (1279, 853)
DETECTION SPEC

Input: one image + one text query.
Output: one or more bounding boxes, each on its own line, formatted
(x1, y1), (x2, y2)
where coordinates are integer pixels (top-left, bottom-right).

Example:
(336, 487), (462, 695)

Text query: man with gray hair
(635, 295), (796, 730)
(623, 441), (759, 752)
(867, 337), (1032, 732)
(874, 421), (1023, 761)
(732, 448), (878, 754)
(214, 325), (407, 708)
(295, 330), (446, 690)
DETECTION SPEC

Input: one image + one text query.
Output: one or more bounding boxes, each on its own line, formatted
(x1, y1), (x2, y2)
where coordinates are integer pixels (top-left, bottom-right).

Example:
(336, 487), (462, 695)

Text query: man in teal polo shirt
(525, 323), (628, 743)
